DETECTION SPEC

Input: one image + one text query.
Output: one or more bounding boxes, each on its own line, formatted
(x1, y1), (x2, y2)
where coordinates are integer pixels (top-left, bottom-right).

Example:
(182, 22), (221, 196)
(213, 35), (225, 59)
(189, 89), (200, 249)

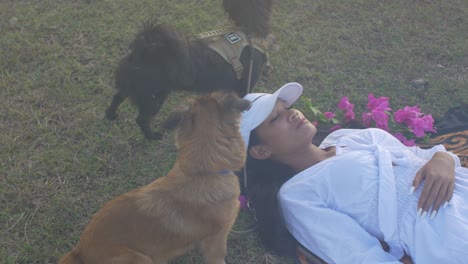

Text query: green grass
(1, 0), (467, 263)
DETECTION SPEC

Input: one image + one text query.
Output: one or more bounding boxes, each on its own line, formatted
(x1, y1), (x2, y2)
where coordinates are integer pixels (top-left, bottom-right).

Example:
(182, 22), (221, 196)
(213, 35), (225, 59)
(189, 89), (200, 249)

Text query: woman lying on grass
(240, 82), (468, 264)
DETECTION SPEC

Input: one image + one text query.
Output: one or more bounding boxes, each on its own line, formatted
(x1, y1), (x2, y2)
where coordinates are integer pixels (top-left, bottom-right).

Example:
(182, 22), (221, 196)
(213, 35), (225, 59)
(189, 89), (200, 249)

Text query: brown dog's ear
(223, 93), (251, 112)
(161, 105), (191, 130)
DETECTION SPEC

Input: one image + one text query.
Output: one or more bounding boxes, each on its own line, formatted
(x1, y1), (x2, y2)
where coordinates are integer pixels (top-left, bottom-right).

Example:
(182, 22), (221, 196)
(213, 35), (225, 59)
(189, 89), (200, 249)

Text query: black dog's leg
(136, 111), (161, 140)
(105, 92), (126, 120)
(135, 92), (169, 140)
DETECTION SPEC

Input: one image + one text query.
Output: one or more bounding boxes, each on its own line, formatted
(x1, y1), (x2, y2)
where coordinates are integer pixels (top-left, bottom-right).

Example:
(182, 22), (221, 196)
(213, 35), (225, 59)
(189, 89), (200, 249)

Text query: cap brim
(275, 82), (303, 108)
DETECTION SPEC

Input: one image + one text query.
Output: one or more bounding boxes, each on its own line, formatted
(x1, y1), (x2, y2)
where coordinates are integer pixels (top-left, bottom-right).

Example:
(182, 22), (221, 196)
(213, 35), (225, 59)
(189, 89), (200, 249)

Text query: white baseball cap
(240, 82), (303, 149)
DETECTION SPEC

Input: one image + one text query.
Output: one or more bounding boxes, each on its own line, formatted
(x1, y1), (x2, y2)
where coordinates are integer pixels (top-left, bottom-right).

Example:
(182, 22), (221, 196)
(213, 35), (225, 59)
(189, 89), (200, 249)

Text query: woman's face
(250, 99), (317, 161)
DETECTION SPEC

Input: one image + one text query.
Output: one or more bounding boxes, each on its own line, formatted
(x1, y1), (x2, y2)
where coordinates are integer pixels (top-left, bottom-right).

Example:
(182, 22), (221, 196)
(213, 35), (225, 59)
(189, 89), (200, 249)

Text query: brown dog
(59, 91), (251, 264)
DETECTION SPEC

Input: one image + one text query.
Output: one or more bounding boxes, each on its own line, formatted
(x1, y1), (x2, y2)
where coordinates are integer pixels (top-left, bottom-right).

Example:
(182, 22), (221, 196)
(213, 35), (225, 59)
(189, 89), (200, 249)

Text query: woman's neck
(278, 144), (335, 173)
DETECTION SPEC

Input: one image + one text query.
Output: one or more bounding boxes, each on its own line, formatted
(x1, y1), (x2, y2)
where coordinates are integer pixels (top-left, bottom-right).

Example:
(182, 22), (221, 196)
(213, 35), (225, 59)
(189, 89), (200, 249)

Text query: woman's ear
(249, 145), (272, 160)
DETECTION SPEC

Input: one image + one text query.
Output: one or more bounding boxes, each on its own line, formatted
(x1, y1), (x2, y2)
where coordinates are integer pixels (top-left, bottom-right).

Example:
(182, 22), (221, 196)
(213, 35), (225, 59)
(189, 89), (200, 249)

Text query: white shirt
(279, 128), (467, 264)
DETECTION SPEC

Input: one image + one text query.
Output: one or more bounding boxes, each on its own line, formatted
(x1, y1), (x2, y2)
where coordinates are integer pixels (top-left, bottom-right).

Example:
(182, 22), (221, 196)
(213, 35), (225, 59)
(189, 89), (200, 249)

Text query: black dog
(105, 0), (274, 139)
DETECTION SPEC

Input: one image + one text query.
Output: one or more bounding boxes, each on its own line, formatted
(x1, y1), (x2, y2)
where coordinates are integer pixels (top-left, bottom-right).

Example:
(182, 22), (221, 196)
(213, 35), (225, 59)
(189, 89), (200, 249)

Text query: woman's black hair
(242, 120), (365, 257)
(244, 129), (297, 256)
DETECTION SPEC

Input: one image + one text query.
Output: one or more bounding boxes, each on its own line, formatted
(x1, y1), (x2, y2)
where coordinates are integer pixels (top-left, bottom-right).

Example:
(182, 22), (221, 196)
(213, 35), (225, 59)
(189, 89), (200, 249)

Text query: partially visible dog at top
(105, 0), (274, 140)
(59, 91), (251, 264)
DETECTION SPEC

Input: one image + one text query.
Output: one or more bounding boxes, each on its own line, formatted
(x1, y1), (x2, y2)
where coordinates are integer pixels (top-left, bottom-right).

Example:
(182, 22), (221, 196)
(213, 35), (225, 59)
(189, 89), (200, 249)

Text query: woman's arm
(411, 151), (455, 218)
(278, 189), (403, 263)
(406, 144), (461, 167)
(374, 130), (459, 217)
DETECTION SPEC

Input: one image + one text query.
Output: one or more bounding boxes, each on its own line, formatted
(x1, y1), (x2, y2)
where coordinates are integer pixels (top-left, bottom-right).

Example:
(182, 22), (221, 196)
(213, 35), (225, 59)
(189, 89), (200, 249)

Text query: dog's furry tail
(58, 250), (83, 264)
(223, 0), (273, 37)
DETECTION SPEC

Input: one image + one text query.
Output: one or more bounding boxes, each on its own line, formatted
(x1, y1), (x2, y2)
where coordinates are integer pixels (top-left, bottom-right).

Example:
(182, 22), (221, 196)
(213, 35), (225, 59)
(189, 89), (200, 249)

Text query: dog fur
(105, 0), (273, 140)
(59, 91), (251, 264)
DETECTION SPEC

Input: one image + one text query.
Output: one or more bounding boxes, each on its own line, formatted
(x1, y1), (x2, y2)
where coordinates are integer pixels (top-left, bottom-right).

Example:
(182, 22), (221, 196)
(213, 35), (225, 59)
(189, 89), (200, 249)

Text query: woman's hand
(411, 152), (455, 219)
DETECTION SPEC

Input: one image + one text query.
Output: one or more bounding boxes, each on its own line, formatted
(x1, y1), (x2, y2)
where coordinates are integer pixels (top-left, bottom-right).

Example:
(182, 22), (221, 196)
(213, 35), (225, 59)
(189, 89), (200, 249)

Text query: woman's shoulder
(279, 151), (372, 202)
(280, 157), (332, 190)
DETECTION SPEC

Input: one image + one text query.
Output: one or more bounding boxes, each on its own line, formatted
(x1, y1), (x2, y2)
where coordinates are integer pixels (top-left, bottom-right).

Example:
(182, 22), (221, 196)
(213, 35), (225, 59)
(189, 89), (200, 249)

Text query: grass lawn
(1, 0), (467, 263)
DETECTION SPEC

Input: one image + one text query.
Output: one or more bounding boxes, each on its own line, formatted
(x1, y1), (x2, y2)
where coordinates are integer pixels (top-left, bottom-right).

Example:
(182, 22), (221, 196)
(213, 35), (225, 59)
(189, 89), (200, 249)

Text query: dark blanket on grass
(298, 104), (468, 264)
(419, 130), (468, 167)
(420, 104), (468, 168)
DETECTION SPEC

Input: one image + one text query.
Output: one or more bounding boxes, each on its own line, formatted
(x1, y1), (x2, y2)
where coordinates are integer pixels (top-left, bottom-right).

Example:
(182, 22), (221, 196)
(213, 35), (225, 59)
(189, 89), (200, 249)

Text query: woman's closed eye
(270, 114), (279, 123)
(270, 107), (293, 123)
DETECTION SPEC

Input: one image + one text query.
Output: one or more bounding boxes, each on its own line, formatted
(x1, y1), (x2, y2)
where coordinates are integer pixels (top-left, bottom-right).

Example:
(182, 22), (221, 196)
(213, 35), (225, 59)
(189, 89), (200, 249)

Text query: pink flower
(393, 132), (405, 142)
(330, 124), (342, 132)
(404, 138), (416, 147)
(367, 93), (391, 111)
(372, 110), (389, 131)
(324, 112), (335, 119)
(362, 112), (372, 127)
(338, 97), (354, 111)
(238, 195), (248, 209)
(344, 110), (355, 122)
(337, 97), (355, 123)
(393, 109), (407, 124)
(405, 106), (422, 118)
(312, 120), (319, 127)
(422, 115), (436, 133)
(319, 95), (434, 142)
(393, 132), (406, 141)
(393, 132), (416, 146)
(410, 115), (436, 137)
(394, 106), (422, 126)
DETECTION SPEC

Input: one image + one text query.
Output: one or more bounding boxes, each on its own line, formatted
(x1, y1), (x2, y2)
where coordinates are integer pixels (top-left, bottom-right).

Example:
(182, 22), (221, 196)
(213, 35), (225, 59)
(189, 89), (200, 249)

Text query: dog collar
(218, 170), (232, 175)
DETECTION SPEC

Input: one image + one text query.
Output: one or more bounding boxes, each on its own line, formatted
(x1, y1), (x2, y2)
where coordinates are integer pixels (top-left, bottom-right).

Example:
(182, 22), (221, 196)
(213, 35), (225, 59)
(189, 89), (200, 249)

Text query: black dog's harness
(197, 30), (274, 91)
